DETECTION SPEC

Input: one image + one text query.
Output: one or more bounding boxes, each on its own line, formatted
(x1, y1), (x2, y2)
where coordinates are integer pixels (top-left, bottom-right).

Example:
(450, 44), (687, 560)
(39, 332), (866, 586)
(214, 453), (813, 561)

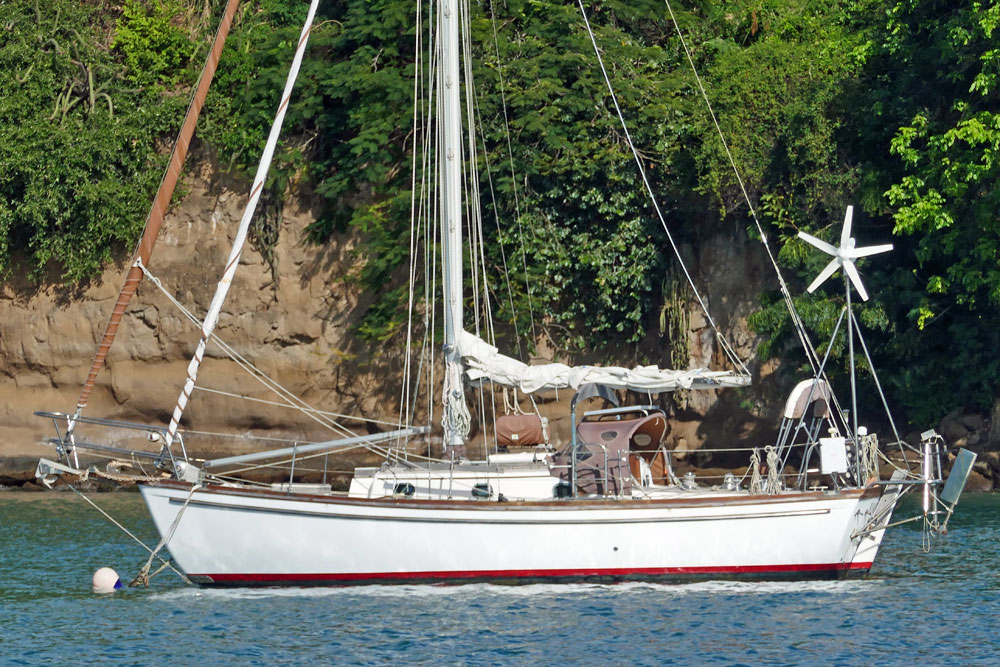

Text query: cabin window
(393, 483), (415, 496)
(472, 483), (492, 499)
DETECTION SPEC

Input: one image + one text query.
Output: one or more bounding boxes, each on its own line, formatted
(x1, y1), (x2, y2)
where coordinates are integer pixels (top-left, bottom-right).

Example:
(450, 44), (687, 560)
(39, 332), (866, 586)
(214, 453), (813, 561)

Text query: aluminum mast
(438, 0), (469, 458)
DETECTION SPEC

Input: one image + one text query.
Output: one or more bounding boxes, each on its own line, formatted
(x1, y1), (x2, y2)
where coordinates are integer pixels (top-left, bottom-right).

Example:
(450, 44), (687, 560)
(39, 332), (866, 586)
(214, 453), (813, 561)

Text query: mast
(438, 0), (468, 457)
(162, 0), (320, 457)
(66, 0), (241, 459)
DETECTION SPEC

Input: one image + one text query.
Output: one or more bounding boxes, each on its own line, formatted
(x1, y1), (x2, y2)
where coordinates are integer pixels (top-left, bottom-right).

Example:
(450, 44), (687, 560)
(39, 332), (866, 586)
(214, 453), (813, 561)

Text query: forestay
(458, 331), (750, 394)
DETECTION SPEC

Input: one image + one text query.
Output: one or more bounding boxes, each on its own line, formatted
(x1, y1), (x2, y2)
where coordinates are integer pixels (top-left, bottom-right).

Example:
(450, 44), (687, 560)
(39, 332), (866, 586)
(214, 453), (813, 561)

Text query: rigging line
(401, 0), (426, 448)
(456, 4), (508, 464)
(208, 334), (354, 437)
(463, 1), (500, 370)
(851, 309), (905, 447)
(488, 0), (538, 343)
(660, 0), (822, 375)
(576, 0), (749, 376)
(459, 0), (481, 341)
(67, 483), (190, 583)
(136, 261), (356, 439)
(465, 21), (518, 354)
(474, 6), (523, 357)
(427, 0), (441, 436)
(428, 94), (440, 432)
(139, 264), (354, 438)
(190, 386), (407, 428)
(406, 10), (439, 434)
(473, 89), (524, 357)
(132, 483), (201, 587)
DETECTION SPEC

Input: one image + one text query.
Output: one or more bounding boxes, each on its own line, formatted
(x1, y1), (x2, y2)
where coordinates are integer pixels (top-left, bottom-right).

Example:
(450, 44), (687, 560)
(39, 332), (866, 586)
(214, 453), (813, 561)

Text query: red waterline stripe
(194, 562), (873, 583)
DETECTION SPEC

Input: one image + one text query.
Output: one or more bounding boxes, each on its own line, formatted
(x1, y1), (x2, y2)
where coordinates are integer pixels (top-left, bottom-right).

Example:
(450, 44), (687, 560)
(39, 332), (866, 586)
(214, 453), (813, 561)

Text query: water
(2, 491), (998, 665)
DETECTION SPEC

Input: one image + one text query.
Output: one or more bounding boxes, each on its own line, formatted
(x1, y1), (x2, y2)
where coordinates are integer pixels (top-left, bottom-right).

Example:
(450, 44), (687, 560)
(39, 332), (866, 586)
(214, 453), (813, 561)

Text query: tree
(854, 1), (1000, 420)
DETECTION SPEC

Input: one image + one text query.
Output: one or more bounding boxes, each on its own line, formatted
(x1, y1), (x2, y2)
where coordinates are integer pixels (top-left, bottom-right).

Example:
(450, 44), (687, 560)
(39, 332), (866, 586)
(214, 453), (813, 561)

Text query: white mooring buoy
(92, 567), (122, 594)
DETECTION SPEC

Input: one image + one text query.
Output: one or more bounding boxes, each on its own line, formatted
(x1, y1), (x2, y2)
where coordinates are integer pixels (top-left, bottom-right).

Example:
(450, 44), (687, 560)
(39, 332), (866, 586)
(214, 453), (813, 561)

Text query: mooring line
(67, 483), (190, 584)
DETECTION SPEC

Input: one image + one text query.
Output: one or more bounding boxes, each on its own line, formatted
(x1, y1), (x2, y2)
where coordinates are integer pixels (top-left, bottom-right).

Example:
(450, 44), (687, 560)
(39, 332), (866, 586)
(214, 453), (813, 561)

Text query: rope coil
(748, 447), (764, 494)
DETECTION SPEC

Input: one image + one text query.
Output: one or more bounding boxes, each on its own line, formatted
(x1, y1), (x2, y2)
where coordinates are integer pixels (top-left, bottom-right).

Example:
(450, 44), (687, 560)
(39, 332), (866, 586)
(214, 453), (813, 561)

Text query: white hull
(141, 481), (894, 586)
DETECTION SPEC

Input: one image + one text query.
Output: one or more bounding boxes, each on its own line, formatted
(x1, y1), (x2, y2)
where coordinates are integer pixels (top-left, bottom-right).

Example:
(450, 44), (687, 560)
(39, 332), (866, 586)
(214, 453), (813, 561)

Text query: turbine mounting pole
(798, 205), (893, 484)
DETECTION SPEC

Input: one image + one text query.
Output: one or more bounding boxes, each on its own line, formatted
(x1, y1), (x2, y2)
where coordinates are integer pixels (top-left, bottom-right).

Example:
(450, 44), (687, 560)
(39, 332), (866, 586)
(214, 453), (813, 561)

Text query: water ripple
(3, 492), (999, 665)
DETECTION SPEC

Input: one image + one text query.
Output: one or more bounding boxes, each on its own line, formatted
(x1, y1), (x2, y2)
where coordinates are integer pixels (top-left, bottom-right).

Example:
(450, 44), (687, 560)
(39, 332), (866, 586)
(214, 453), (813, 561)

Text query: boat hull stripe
(191, 562), (873, 585)
(168, 496), (832, 524)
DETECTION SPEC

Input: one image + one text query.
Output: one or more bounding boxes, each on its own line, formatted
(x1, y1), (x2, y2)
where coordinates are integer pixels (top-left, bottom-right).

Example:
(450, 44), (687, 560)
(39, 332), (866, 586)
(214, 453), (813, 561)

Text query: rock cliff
(0, 162), (402, 471)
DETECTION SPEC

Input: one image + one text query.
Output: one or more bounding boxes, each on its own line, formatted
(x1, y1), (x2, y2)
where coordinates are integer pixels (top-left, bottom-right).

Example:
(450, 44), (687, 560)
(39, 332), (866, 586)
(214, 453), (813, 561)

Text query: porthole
(393, 483), (415, 496)
(472, 483), (493, 499)
(633, 433), (652, 447)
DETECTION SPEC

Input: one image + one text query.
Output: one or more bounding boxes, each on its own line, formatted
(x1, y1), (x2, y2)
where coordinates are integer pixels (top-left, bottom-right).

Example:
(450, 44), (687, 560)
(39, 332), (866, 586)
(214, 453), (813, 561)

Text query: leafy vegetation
(0, 0), (191, 282)
(1, 0), (999, 425)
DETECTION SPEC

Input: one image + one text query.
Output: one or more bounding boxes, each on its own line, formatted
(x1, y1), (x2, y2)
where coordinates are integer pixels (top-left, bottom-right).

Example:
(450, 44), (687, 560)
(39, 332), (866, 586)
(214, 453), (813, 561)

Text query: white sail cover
(458, 331), (750, 394)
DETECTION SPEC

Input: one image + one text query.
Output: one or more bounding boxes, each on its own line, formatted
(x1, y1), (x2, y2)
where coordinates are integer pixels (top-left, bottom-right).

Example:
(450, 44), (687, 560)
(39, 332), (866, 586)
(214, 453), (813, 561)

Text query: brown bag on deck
(496, 414), (545, 448)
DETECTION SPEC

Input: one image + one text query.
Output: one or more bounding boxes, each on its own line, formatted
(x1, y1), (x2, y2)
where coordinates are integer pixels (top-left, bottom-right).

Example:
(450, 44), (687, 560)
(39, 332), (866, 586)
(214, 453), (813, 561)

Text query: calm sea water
(2, 490), (998, 665)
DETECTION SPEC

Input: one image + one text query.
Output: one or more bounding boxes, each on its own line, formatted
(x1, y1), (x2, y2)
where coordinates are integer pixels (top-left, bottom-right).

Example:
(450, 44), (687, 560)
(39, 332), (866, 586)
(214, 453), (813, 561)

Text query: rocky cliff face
(0, 162), (400, 467)
(0, 160), (816, 477)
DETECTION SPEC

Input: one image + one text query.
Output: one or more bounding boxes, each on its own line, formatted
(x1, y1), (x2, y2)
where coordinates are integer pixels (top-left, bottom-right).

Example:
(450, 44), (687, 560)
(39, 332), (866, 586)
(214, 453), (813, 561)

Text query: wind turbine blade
(840, 206), (854, 249)
(797, 231), (838, 257)
(845, 243), (893, 259)
(807, 258), (841, 293)
(844, 261), (869, 301)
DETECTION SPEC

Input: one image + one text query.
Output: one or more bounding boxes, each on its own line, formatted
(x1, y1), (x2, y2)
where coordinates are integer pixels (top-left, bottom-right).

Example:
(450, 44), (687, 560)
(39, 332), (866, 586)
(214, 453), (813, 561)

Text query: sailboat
(34, 0), (976, 586)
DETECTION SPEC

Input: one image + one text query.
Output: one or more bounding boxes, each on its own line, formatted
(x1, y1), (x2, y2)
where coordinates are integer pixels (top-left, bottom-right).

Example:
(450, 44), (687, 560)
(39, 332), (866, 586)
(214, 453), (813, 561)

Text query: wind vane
(797, 206), (893, 301)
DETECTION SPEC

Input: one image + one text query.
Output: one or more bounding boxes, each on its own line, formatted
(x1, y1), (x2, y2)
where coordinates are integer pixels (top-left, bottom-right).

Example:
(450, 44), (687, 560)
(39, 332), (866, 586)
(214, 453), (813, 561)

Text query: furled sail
(457, 331), (750, 394)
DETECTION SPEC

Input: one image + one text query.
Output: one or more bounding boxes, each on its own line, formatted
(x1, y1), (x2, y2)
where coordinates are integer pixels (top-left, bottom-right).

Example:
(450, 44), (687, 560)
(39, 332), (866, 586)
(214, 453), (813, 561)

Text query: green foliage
(113, 0), (193, 86)
(471, 0), (681, 352)
(0, 0), (190, 282)
(691, 1), (867, 227)
(838, 0), (1000, 421)
(882, 0), (1000, 311)
(198, 0), (416, 331)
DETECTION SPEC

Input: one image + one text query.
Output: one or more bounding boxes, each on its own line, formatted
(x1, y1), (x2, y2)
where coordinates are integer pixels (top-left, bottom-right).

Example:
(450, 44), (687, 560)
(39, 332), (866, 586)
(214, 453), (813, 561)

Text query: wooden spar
(73, 0), (241, 415)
